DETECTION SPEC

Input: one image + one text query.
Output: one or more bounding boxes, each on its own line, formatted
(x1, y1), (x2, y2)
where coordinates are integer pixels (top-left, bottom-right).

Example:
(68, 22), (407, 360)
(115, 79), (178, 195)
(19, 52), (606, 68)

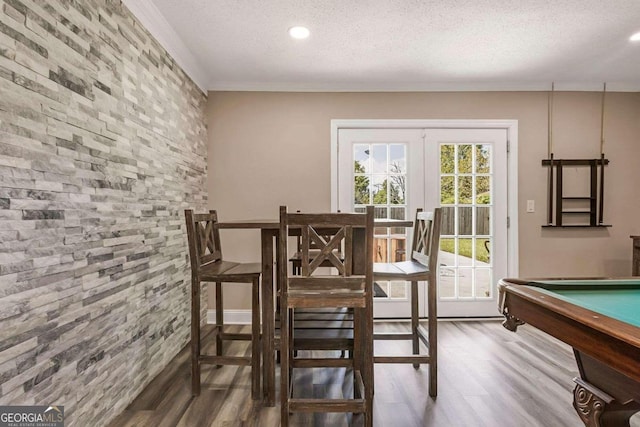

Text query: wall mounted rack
(542, 156), (610, 228)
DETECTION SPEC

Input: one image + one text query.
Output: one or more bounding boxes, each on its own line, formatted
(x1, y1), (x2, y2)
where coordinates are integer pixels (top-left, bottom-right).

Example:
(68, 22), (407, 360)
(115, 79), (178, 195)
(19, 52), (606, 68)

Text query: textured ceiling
(148, 0), (640, 91)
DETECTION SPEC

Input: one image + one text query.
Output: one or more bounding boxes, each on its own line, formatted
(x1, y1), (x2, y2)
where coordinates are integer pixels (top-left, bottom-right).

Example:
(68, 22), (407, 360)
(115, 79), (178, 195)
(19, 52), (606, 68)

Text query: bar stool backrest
(280, 207), (374, 280)
(411, 208), (442, 275)
(185, 210), (222, 272)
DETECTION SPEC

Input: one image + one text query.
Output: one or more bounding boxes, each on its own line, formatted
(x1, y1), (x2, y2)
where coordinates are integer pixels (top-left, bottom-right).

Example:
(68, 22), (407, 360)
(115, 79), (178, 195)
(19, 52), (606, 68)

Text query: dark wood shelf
(561, 211), (592, 214)
(542, 159), (610, 166)
(562, 197), (594, 200)
(543, 224), (612, 228)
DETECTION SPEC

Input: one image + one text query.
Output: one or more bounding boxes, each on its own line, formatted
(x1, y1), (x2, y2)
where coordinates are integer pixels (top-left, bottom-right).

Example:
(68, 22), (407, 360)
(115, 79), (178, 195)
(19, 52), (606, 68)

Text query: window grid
(439, 143), (493, 301)
(353, 143), (408, 300)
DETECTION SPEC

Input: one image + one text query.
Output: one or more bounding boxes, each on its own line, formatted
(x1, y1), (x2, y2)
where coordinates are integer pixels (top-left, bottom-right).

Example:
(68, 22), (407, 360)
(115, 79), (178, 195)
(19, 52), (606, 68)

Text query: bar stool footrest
(374, 355), (431, 364)
(200, 355), (252, 366)
(218, 332), (253, 340)
(292, 358), (353, 368)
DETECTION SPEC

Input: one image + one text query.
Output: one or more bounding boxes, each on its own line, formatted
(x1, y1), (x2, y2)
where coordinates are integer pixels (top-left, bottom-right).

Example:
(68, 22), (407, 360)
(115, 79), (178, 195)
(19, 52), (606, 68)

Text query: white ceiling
(130, 0), (640, 92)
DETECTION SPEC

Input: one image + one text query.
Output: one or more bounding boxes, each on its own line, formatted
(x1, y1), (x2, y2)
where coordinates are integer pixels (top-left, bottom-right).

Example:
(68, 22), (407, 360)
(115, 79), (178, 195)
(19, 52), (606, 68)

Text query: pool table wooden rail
(498, 278), (640, 368)
(498, 278), (640, 427)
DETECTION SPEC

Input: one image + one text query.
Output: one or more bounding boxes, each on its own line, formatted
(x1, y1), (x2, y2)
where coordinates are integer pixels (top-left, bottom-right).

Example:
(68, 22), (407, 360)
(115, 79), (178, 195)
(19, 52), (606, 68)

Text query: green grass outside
(440, 238), (490, 263)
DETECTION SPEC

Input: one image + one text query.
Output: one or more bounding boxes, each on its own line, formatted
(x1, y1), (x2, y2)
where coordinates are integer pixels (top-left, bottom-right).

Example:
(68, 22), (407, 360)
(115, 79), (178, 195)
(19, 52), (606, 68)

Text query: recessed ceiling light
(288, 26), (310, 40)
(630, 32), (640, 41)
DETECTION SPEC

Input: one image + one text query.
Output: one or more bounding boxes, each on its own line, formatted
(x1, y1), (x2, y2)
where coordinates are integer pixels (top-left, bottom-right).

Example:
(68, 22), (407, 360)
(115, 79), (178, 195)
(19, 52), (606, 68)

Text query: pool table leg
(499, 308), (524, 332)
(573, 378), (640, 427)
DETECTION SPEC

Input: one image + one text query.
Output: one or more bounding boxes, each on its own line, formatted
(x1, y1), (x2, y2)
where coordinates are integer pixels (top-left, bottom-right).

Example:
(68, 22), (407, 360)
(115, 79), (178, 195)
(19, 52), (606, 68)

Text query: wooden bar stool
(277, 205), (374, 427)
(373, 208), (442, 398)
(184, 209), (262, 399)
(286, 214), (350, 359)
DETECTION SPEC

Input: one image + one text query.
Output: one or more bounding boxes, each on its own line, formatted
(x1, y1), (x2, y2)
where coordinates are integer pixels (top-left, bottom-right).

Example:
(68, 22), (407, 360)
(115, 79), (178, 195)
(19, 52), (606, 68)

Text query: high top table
(218, 218), (413, 406)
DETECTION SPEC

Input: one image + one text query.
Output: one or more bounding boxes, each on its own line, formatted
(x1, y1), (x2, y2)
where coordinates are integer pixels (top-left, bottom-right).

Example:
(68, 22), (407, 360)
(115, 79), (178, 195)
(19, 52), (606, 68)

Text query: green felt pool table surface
(525, 279), (640, 328)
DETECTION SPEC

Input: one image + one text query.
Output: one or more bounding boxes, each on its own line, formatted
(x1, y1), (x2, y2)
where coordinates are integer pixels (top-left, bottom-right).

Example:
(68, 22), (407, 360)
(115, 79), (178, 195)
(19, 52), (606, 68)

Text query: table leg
(573, 378), (640, 427)
(261, 229), (275, 406)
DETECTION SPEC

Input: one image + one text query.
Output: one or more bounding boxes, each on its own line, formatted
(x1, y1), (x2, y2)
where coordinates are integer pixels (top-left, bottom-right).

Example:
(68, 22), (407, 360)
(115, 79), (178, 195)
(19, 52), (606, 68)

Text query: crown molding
(208, 80), (640, 93)
(122, 0), (209, 93)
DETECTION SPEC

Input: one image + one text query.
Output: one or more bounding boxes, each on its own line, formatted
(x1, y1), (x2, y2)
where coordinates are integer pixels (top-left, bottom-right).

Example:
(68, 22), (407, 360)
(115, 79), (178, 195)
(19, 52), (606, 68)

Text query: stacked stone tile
(0, 1), (208, 425)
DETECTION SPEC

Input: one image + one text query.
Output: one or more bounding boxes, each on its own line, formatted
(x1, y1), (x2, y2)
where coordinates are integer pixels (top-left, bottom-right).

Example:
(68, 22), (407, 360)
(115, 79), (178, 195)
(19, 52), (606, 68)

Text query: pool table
(498, 278), (640, 427)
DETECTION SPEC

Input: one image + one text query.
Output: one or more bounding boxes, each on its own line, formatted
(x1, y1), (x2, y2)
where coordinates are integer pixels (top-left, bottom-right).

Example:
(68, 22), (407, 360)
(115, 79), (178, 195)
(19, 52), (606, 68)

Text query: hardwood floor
(108, 321), (638, 426)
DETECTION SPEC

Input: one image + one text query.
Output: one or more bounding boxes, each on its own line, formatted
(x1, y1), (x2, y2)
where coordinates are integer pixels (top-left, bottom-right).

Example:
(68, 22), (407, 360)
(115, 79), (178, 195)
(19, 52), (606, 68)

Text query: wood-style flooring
(108, 321), (639, 426)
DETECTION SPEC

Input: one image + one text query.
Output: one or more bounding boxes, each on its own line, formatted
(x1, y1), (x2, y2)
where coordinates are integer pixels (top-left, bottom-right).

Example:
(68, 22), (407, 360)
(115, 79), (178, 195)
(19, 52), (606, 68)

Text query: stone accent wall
(0, 1), (207, 425)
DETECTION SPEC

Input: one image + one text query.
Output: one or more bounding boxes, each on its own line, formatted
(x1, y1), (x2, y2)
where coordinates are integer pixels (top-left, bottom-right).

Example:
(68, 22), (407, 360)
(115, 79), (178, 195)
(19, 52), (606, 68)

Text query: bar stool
(277, 205), (374, 426)
(286, 211), (350, 359)
(184, 209), (262, 399)
(373, 208), (442, 398)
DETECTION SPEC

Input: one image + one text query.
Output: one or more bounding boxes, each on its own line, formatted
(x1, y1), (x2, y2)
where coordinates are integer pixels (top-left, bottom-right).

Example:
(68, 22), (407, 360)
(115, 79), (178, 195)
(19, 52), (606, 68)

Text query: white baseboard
(206, 309), (253, 325)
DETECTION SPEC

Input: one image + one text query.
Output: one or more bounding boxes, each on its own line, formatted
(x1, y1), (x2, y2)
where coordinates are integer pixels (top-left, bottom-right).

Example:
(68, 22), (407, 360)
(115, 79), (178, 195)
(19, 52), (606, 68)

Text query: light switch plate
(526, 200), (535, 213)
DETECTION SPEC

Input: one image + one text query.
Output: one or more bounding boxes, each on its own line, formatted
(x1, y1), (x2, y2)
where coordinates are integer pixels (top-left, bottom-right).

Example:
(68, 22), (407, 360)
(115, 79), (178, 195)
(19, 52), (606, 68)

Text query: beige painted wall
(205, 91), (640, 310)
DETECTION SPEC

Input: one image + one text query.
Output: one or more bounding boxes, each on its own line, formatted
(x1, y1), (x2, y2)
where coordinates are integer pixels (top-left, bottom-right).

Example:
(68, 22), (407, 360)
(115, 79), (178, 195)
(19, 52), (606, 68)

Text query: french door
(428, 129), (508, 317)
(337, 129), (425, 318)
(334, 123), (514, 318)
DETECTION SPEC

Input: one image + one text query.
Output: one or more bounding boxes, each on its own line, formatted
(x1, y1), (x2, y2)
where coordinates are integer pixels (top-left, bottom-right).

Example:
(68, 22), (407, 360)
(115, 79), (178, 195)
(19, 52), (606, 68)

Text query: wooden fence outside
(441, 207), (490, 236)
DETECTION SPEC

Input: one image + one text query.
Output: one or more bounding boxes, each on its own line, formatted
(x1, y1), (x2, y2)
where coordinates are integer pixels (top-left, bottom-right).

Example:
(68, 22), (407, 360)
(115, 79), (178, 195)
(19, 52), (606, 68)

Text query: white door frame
(330, 119), (519, 284)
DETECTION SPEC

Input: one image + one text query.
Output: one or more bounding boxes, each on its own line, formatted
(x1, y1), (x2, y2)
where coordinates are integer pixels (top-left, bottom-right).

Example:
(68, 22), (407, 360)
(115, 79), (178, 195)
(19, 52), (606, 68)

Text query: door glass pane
(476, 176), (490, 204)
(390, 207), (406, 234)
(439, 261), (455, 298)
(374, 206), (387, 219)
(439, 238), (455, 256)
(476, 238), (490, 264)
(389, 178), (405, 204)
(372, 145), (387, 173)
(354, 145), (371, 205)
(354, 144), (370, 173)
(390, 237), (407, 262)
(476, 206), (490, 235)
(441, 176), (454, 204)
(389, 282), (407, 299)
(458, 207), (473, 235)
(458, 238), (473, 266)
(441, 207), (455, 235)
(458, 176), (472, 204)
(390, 145), (406, 205)
(439, 238), (456, 291)
(458, 268), (473, 297)
(376, 281), (389, 298)
(376, 236), (406, 264)
(475, 268), (492, 298)
(354, 175), (371, 205)
(372, 175), (387, 205)
(374, 237), (388, 262)
(458, 145), (472, 173)
(441, 144), (455, 174)
(389, 207), (404, 219)
(438, 237), (458, 298)
(390, 144), (406, 173)
(475, 144), (491, 173)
